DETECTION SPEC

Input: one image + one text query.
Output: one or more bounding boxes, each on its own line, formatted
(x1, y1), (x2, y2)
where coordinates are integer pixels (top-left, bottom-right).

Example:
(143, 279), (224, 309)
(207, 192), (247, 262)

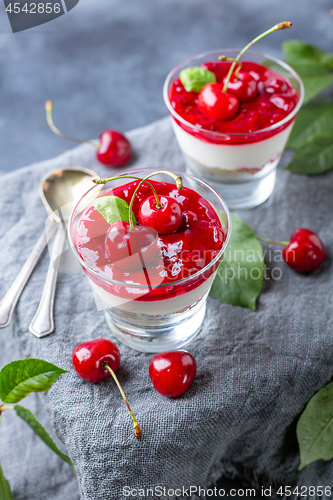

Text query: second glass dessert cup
(68, 169), (231, 353)
(163, 49), (304, 210)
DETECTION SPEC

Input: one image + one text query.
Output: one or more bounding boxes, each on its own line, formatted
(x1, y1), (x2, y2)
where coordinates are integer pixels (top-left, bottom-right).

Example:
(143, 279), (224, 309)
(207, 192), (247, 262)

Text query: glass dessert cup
(68, 169), (231, 353)
(163, 49), (304, 210)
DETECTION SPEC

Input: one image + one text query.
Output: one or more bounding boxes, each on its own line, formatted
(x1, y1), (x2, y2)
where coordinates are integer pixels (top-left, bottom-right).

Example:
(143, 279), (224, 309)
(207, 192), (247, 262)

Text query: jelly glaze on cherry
(197, 83), (239, 121)
(282, 229), (325, 273)
(104, 221), (160, 270)
(72, 339), (120, 383)
(138, 195), (182, 235)
(222, 71), (258, 103)
(170, 61), (298, 142)
(77, 180), (225, 284)
(97, 130), (132, 167)
(149, 351), (197, 397)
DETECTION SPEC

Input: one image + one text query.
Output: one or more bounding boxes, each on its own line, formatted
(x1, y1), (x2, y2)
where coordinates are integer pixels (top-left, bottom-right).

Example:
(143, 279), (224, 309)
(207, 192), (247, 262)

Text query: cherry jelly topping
(76, 180), (226, 301)
(169, 61), (298, 145)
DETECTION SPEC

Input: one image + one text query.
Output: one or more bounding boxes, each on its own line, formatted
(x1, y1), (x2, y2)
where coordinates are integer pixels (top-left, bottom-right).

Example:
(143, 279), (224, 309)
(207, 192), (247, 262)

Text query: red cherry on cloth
(197, 83), (239, 121)
(149, 351), (197, 398)
(138, 195), (183, 235)
(104, 220), (160, 270)
(72, 338), (120, 383)
(222, 71), (258, 103)
(282, 229), (325, 273)
(96, 130), (132, 167)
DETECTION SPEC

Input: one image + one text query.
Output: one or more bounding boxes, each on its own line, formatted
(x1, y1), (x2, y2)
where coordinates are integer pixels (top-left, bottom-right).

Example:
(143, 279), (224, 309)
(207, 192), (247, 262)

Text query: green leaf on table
(297, 380), (333, 470)
(0, 463), (13, 500)
(14, 405), (75, 471)
(301, 74), (333, 106)
(179, 67), (216, 92)
(210, 214), (264, 310)
(287, 102), (333, 148)
(93, 196), (136, 225)
(285, 135), (333, 175)
(0, 359), (67, 404)
(283, 40), (333, 70)
(282, 40), (333, 105)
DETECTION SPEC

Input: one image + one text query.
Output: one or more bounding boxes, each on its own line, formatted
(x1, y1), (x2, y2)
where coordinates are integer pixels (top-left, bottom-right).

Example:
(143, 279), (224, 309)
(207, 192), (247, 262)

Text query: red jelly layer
(76, 180), (226, 302)
(169, 61), (299, 145)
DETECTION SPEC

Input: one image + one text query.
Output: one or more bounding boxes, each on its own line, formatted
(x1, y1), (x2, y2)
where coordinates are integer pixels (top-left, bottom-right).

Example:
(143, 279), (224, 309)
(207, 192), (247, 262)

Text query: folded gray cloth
(1, 117), (333, 500)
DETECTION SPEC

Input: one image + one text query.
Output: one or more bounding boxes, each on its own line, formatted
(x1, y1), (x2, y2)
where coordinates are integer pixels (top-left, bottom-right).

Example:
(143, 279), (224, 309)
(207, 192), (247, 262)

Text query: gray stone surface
(0, 0), (332, 172)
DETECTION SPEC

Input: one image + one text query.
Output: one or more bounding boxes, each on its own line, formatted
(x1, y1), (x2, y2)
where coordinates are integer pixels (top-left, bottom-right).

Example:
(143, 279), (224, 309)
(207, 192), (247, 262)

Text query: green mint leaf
(288, 104), (333, 150)
(210, 214), (264, 310)
(0, 462), (13, 500)
(282, 40), (333, 104)
(285, 135), (333, 175)
(14, 405), (75, 471)
(180, 67), (216, 92)
(297, 380), (333, 470)
(0, 359), (67, 404)
(93, 196), (136, 225)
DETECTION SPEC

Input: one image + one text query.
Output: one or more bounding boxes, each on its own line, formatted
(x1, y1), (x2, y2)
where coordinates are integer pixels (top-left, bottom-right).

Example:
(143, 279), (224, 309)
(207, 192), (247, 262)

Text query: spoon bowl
(40, 167), (98, 224)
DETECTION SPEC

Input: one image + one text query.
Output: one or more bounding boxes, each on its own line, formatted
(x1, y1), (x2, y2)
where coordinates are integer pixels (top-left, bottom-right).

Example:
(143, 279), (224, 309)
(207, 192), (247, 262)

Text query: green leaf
(297, 380), (333, 470)
(301, 74), (333, 106)
(287, 102), (333, 148)
(93, 196), (136, 225)
(0, 359), (67, 404)
(282, 40), (328, 65)
(0, 462), (13, 500)
(285, 135), (333, 175)
(282, 40), (333, 105)
(179, 67), (216, 92)
(288, 104), (333, 149)
(14, 405), (75, 471)
(210, 214), (264, 310)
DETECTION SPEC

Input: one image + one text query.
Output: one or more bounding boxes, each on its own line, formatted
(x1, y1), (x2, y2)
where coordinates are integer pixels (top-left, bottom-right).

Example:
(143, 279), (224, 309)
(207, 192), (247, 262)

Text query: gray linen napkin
(1, 117), (333, 500)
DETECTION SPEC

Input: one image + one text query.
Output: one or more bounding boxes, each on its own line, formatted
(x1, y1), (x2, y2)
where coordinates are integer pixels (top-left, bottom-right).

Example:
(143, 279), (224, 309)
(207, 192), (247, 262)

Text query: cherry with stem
(257, 229), (325, 273)
(221, 22), (292, 93)
(72, 339), (141, 439)
(45, 101), (132, 167)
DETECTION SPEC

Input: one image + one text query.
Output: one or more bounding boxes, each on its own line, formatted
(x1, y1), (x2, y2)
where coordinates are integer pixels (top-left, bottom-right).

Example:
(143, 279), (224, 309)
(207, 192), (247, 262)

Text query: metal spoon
(28, 166), (97, 338)
(0, 166), (97, 335)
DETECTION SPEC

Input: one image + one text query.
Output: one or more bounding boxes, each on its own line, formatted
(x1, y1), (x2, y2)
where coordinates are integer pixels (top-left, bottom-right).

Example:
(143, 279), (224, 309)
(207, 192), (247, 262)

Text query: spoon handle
(0, 225), (57, 329)
(29, 224), (66, 338)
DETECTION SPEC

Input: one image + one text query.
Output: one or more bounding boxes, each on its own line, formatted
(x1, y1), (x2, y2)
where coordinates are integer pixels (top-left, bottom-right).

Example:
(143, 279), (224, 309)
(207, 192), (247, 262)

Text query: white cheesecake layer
(171, 120), (293, 171)
(89, 273), (216, 316)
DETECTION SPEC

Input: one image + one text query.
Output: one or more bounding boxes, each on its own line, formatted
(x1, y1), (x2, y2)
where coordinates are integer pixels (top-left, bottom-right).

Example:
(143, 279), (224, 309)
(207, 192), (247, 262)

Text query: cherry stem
(127, 171), (183, 231)
(102, 363), (142, 439)
(256, 235), (289, 246)
(218, 56), (242, 77)
(93, 174), (162, 218)
(45, 101), (100, 149)
(221, 21), (292, 93)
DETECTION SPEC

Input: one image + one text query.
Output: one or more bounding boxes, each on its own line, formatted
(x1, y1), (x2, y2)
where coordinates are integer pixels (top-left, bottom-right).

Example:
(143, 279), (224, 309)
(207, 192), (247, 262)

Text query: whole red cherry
(72, 339), (142, 438)
(138, 195), (182, 235)
(104, 220), (160, 270)
(222, 71), (258, 103)
(72, 338), (120, 383)
(96, 130), (132, 167)
(282, 229), (325, 273)
(149, 351), (197, 398)
(197, 83), (239, 121)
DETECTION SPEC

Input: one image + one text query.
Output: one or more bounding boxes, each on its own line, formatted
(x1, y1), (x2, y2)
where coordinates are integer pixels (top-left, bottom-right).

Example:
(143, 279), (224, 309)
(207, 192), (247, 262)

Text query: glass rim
(68, 168), (232, 289)
(163, 48), (304, 137)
